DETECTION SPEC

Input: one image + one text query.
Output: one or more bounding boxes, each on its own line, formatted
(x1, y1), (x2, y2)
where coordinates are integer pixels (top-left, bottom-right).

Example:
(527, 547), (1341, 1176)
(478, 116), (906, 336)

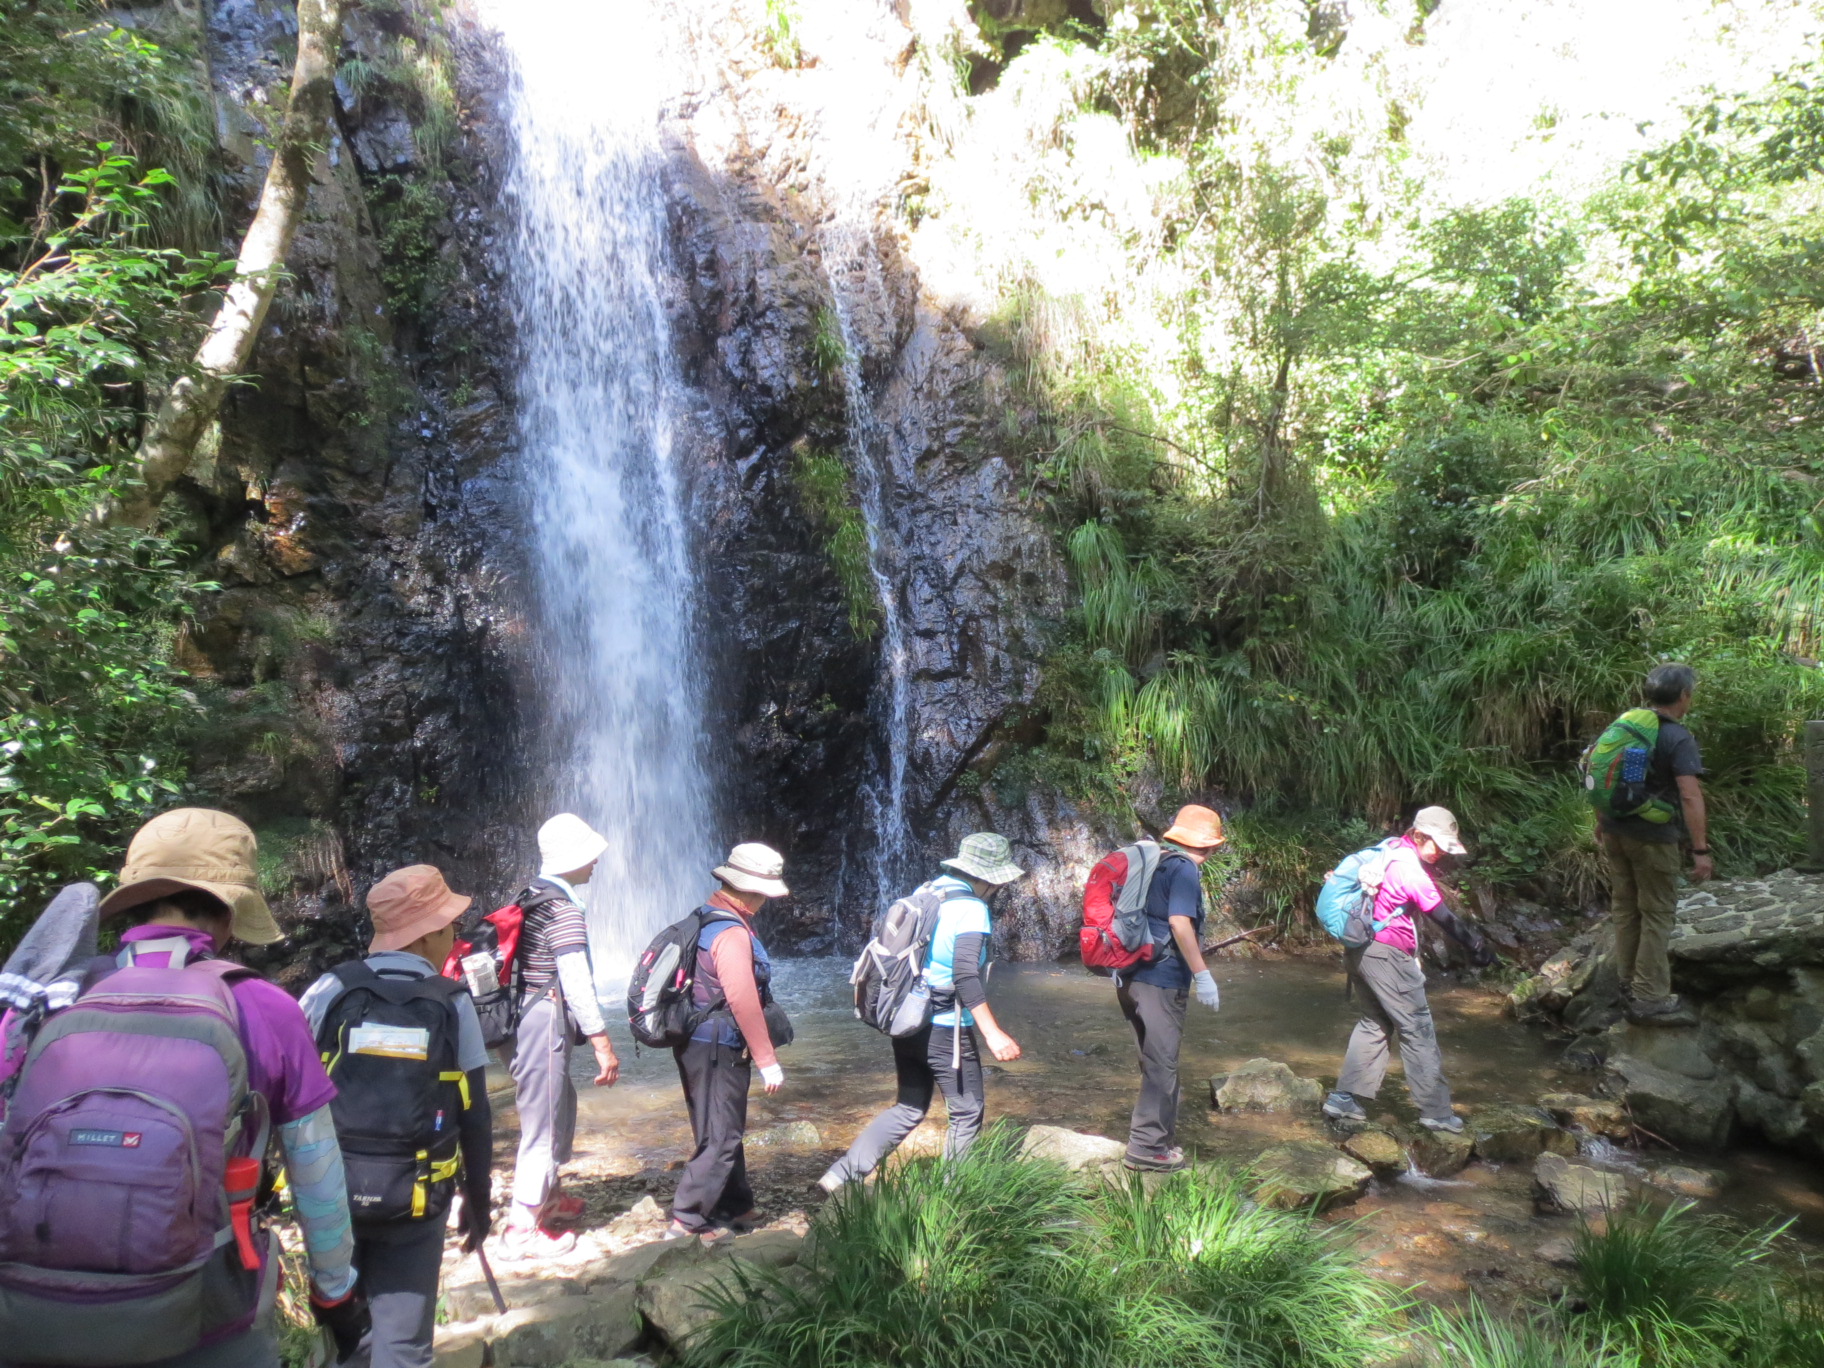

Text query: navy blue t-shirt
(1128, 851), (1205, 990)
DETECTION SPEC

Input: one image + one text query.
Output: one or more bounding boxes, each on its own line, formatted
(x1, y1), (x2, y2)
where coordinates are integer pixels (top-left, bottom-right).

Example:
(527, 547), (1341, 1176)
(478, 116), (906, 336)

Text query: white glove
(1193, 970), (1220, 1010)
(759, 1064), (785, 1088)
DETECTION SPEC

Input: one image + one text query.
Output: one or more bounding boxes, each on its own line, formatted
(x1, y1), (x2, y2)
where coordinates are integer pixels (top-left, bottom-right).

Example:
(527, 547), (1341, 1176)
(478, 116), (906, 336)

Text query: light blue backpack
(1314, 838), (1404, 948)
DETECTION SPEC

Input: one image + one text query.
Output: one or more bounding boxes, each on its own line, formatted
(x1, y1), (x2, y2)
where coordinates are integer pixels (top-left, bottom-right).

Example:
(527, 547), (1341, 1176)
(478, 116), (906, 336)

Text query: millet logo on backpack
(69, 1129), (142, 1148)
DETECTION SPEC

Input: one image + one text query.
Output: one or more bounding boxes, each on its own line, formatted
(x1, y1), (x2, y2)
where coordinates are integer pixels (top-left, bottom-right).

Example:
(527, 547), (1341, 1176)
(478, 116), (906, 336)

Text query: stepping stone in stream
(1339, 1127), (1407, 1174)
(1468, 1104), (1575, 1163)
(1020, 1125), (1127, 1177)
(1644, 1164), (1724, 1199)
(1538, 1092), (1631, 1140)
(1210, 1058), (1323, 1112)
(1534, 1152), (1630, 1214)
(1406, 1123), (1475, 1178)
(1252, 1142), (1373, 1211)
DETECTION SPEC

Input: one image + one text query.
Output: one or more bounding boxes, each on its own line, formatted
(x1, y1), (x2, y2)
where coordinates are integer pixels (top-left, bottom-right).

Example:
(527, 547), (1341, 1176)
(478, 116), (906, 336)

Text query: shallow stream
(498, 957), (1824, 1302)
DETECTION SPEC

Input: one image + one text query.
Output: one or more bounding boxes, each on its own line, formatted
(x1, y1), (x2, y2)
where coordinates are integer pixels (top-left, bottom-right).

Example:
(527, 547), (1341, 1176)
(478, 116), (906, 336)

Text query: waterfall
(482, 0), (714, 976)
(794, 4), (921, 910)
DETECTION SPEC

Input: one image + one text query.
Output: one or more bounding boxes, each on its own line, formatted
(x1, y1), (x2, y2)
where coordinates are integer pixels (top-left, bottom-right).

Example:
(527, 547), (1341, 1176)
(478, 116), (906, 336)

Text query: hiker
(0, 809), (367, 1368)
(300, 866), (493, 1368)
(1323, 806), (1494, 1134)
(818, 832), (1026, 1192)
(503, 813), (621, 1257)
(668, 843), (792, 1241)
(1595, 663), (1712, 1026)
(1117, 805), (1225, 1173)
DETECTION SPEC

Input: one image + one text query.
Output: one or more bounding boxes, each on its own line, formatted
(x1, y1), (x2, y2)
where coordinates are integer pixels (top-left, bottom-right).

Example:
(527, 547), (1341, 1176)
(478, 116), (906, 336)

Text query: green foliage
(0, 8), (224, 953)
(811, 306), (851, 376)
(686, 1131), (1400, 1368)
(792, 446), (880, 641)
(760, 0), (802, 70)
(1010, 31), (1824, 916)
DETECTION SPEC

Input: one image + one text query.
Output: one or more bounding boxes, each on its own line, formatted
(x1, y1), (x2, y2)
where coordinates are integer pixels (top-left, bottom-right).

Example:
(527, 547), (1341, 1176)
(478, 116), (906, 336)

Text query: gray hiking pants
(825, 1022), (985, 1183)
(348, 1218), (446, 1368)
(1336, 941), (1454, 1121)
(508, 993), (576, 1209)
(1118, 978), (1188, 1155)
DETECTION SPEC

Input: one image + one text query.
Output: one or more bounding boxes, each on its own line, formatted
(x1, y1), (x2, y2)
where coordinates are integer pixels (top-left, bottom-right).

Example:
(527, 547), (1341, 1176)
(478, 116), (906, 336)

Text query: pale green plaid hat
(942, 832), (1025, 886)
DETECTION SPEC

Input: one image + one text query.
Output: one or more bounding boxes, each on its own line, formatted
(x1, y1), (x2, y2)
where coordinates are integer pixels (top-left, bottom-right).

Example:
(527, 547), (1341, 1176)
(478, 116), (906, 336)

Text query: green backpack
(1582, 708), (1677, 823)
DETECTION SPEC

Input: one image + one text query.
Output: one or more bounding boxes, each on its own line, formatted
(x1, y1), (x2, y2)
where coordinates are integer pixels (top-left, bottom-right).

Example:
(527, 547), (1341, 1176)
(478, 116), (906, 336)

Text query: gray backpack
(850, 881), (966, 1037)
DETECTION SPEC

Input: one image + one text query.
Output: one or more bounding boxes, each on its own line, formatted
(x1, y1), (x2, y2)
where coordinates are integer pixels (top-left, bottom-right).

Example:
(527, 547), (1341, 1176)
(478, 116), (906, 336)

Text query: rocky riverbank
(1507, 870), (1824, 1155)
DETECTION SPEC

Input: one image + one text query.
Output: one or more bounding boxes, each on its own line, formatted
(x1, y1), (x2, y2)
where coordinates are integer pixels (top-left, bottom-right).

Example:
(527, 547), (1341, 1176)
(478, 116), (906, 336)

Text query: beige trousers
(1605, 831), (1683, 1002)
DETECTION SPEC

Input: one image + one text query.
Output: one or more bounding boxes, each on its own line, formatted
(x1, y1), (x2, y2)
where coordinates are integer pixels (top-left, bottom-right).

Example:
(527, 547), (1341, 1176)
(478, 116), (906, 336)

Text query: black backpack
(627, 907), (742, 1049)
(316, 963), (470, 1224)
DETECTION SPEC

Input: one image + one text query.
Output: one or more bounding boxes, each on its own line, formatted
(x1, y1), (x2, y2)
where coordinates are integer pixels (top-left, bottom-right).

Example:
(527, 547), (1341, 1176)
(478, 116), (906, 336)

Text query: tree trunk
(96, 0), (346, 530)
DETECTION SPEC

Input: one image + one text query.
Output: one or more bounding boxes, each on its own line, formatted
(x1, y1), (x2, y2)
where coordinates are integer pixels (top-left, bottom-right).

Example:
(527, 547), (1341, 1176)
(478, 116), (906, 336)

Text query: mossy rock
(1210, 1058), (1323, 1112)
(1468, 1104), (1574, 1163)
(1406, 1124), (1474, 1178)
(1252, 1142), (1373, 1212)
(1340, 1127), (1407, 1174)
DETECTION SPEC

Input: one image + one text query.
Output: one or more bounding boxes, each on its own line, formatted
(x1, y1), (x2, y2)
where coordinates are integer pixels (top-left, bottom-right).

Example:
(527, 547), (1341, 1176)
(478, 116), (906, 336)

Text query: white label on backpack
(348, 1023), (430, 1059)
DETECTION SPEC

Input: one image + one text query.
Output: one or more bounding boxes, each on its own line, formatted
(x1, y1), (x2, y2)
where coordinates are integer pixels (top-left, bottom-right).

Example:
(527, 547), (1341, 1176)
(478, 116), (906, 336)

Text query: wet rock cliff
(166, 0), (1107, 968)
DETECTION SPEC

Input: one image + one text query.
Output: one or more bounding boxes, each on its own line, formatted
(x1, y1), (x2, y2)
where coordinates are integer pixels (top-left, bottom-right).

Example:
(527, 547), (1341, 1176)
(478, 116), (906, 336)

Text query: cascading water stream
(481, 0), (714, 976)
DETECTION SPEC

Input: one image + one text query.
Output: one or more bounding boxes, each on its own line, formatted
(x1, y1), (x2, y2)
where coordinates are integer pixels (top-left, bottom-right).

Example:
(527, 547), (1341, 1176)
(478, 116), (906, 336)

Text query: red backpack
(1080, 838), (1164, 975)
(442, 895), (540, 1046)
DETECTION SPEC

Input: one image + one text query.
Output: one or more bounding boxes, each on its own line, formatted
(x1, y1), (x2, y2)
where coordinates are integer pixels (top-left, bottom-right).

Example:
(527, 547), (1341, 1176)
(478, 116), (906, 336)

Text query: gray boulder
(1406, 1124), (1475, 1178)
(1252, 1142), (1373, 1212)
(1210, 1058), (1323, 1112)
(1534, 1152), (1629, 1214)
(489, 1286), (641, 1367)
(1021, 1125), (1126, 1175)
(1468, 1104), (1574, 1163)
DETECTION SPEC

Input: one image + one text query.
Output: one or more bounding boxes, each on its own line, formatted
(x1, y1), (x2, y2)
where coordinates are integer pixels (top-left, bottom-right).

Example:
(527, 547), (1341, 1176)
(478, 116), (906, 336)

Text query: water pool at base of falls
(484, 956), (1824, 1300)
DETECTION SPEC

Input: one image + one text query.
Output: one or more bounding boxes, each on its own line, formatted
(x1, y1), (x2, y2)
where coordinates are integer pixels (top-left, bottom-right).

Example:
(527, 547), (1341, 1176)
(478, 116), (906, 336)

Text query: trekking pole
(1199, 925), (1273, 955)
(475, 1243), (508, 1316)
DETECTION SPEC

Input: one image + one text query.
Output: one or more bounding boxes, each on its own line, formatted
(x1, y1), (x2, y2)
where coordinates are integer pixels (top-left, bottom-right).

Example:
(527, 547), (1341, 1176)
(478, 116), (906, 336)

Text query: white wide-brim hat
(539, 813), (609, 877)
(713, 842), (789, 899)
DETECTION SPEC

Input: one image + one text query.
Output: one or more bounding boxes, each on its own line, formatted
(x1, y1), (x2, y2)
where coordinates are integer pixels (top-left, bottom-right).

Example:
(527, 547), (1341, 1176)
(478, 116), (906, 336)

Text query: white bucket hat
(1411, 806), (1468, 857)
(713, 842), (789, 899)
(538, 813), (609, 877)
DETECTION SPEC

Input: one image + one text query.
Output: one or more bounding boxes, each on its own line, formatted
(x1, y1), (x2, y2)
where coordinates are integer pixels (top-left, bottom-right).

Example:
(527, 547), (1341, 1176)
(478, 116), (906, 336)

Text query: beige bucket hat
(368, 864), (472, 954)
(97, 808), (282, 946)
(1412, 805), (1468, 856)
(941, 832), (1025, 886)
(713, 843), (789, 899)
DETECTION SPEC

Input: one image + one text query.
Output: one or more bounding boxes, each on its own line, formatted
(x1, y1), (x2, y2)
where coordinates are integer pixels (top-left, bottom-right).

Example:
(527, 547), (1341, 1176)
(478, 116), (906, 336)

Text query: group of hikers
(0, 663), (1713, 1367)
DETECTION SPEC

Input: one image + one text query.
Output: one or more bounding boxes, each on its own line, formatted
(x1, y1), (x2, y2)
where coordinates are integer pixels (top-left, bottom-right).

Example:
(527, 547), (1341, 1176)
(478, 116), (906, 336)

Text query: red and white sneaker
(540, 1191), (586, 1226)
(498, 1221), (578, 1260)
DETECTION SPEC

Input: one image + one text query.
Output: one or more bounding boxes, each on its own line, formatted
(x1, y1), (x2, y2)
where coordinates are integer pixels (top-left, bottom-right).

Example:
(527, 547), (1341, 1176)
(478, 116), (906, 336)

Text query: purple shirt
(0, 925), (335, 1125)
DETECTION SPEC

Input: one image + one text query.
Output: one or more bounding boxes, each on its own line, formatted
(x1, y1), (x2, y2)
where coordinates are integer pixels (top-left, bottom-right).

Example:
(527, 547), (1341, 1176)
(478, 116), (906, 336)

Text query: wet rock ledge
(1508, 870), (1824, 1155)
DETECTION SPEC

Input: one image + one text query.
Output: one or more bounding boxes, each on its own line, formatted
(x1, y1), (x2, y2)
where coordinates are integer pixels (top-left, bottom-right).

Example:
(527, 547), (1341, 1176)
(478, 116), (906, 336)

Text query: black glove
(1469, 938), (1498, 968)
(311, 1285), (371, 1363)
(458, 1187), (493, 1254)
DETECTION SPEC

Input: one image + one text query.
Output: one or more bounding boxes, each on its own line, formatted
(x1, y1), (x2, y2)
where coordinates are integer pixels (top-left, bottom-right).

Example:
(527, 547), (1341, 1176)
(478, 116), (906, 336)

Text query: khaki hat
(368, 864), (472, 953)
(97, 808), (281, 946)
(941, 832), (1025, 886)
(713, 843), (789, 899)
(1412, 805), (1468, 856)
(1162, 804), (1225, 850)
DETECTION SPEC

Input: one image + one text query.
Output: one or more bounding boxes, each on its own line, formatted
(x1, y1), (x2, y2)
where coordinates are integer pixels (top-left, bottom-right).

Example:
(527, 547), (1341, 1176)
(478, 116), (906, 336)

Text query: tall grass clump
(1424, 1300), (1622, 1368)
(685, 1129), (1401, 1368)
(1565, 1202), (1786, 1364)
(1095, 1166), (1398, 1367)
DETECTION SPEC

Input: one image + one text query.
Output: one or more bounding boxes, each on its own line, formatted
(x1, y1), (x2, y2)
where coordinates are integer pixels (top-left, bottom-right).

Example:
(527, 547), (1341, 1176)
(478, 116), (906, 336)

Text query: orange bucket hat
(367, 865), (472, 954)
(1162, 804), (1225, 850)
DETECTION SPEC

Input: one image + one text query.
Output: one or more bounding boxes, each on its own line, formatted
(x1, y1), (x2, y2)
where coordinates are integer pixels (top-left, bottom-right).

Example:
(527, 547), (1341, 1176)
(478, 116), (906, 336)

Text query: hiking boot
(1420, 1114), (1466, 1135)
(1627, 995), (1697, 1027)
(498, 1222), (578, 1260)
(1124, 1146), (1188, 1173)
(1322, 1092), (1368, 1124)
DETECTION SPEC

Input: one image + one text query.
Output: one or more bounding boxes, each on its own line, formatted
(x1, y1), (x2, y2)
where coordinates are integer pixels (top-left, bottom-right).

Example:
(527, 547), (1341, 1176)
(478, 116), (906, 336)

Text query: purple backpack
(0, 948), (270, 1366)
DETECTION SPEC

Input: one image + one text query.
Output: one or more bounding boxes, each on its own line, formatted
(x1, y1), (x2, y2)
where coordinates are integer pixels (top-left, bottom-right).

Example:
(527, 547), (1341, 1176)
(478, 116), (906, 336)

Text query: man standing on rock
(1118, 805), (1225, 1173)
(1597, 662), (1713, 1027)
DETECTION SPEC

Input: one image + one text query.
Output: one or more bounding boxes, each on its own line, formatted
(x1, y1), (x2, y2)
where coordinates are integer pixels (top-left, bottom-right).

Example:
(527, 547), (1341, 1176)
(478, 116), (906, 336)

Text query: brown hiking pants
(1604, 831), (1682, 1003)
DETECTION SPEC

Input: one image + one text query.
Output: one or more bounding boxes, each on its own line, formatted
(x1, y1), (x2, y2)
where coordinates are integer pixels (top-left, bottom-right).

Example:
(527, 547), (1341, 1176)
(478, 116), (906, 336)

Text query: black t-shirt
(1129, 851), (1205, 990)
(1598, 713), (1705, 845)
